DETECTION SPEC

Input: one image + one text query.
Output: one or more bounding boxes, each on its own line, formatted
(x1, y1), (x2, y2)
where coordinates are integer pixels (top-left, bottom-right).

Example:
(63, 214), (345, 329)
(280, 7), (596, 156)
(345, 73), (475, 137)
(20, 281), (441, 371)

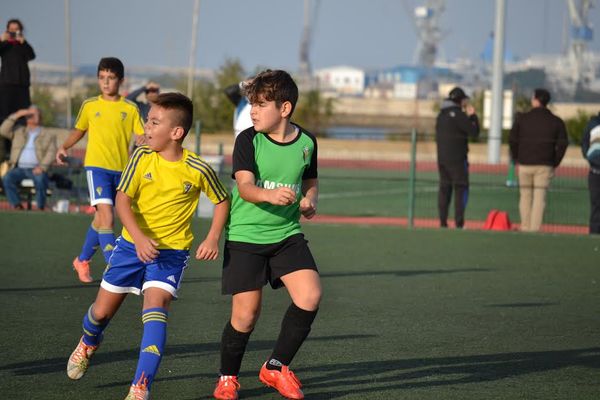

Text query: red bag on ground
(483, 209), (511, 231)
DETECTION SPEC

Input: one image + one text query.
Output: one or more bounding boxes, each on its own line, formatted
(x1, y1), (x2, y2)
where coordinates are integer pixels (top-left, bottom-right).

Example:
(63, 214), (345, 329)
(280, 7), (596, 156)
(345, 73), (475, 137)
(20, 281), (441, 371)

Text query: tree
(564, 110), (592, 145)
(293, 89), (334, 136)
(31, 84), (59, 127)
(179, 58), (246, 133)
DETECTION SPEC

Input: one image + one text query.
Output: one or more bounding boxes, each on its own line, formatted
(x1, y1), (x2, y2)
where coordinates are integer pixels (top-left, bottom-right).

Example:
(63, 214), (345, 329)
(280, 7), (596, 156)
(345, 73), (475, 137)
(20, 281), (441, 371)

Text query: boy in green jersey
(213, 70), (320, 400)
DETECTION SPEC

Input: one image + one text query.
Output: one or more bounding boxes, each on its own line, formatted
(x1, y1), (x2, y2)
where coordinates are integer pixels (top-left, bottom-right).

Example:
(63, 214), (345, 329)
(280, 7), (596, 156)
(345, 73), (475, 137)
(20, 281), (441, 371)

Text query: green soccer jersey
(226, 124), (318, 244)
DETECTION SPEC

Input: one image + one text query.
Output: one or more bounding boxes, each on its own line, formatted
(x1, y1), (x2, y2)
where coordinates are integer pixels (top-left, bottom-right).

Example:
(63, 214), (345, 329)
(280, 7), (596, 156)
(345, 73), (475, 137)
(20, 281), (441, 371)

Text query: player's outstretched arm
(235, 170), (296, 206)
(115, 191), (159, 262)
(56, 129), (85, 165)
(300, 178), (318, 219)
(195, 198), (230, 260)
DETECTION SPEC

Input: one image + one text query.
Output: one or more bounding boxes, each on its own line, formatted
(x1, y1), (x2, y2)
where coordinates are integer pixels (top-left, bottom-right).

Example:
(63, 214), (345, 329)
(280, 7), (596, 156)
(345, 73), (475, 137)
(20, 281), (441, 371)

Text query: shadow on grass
(0, 335), (374, 377)
(237, 347), (600, 399)
(0, 277), (220, 293)
(0, 269), (487, 293)
(321, 268), (491, 279)
(484, 302), (559, 308)
(179, 347), (600, 399)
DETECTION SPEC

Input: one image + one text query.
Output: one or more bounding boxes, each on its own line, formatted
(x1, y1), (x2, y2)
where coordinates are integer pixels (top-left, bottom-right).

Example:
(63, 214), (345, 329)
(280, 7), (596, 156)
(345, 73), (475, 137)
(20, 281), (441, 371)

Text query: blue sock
(78, 224), (99, 262)
(133, 308), (168, 389)
(82, 304), (109, 346)
(98, 229), (116, 263)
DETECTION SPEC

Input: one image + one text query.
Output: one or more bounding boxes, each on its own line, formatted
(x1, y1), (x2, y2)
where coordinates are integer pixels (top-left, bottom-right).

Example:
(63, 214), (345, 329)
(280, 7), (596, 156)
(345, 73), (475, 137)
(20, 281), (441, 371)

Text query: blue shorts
(100, 237), (190, 298)
(85, 167), (121, 206)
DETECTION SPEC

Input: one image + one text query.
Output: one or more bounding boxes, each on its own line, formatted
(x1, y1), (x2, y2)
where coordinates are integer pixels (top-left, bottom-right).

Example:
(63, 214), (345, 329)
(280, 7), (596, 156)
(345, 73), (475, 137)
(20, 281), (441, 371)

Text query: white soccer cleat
(66, 336), (98, 380)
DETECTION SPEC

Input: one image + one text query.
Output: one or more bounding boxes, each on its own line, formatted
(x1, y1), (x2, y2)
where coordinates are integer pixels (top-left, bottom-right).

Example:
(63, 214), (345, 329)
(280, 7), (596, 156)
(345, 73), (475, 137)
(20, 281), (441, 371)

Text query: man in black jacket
(0, 19), (36, 162)
(435, 87), (480, 228)
(581, 113), (600, 234)
(509, 88), (568, 232)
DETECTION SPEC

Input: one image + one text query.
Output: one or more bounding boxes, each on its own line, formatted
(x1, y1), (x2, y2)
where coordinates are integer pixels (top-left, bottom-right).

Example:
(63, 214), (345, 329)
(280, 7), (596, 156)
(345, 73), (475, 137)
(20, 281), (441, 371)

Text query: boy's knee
(90, 306), (112, 323)
(296, 290), (322, 311)
(231, 309), (260, 332)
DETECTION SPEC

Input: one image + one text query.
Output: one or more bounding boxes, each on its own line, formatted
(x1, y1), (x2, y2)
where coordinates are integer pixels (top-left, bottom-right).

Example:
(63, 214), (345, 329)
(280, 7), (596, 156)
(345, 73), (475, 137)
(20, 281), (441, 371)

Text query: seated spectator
(0, 106), (57, 210)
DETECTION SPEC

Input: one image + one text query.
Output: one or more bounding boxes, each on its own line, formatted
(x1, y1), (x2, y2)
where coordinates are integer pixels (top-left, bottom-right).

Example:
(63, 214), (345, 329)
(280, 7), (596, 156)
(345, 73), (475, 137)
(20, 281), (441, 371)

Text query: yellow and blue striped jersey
(117, 147), (228, 250)
(74, 95), (145, 172)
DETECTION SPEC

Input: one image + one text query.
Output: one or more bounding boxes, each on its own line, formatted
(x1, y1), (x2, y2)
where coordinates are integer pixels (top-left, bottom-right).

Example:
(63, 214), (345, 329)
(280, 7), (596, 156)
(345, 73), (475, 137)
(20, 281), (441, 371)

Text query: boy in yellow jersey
(56, 57), (145, 283)
(66, 92), (230, 400)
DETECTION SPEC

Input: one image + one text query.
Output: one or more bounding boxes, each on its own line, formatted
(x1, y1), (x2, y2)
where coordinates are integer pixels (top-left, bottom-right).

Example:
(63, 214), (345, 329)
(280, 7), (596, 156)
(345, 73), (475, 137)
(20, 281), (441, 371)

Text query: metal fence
(0, 130), (592, 235)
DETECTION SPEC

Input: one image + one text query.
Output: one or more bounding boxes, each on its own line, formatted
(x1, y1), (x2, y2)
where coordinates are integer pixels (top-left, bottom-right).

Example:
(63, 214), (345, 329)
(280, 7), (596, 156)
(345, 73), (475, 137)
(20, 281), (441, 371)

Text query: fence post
(195, 119), (201, 154)
(407, 128), (417, 229)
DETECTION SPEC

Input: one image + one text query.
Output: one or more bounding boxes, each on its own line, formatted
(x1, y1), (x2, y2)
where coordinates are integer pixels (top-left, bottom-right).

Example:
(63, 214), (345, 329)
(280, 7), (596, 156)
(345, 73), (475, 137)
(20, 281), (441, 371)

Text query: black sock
(219, 321), (252, 376)
(267, 303), (318, 370)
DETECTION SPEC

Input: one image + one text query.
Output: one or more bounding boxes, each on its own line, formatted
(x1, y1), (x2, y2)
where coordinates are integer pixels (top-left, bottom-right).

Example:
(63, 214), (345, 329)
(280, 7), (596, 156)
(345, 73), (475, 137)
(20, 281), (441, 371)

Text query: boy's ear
(171, 126), (186, 141)
(280, 101), (293, 118)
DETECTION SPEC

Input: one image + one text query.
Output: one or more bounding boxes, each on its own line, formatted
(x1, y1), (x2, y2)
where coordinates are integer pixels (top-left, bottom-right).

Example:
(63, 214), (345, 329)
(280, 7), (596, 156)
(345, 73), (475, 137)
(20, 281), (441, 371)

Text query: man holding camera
(0, 19), (36, 162)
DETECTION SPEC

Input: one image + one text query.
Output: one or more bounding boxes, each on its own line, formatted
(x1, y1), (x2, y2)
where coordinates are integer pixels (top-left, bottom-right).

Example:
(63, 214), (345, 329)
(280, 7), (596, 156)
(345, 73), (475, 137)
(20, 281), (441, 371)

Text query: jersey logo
(120, 112), (127, 121)
(142, 345), (161, 356)
(95, 186), (103, 196)
(183, 181), (192, 194)
(144, 172), (153, 181)
(167, 275), (177, 283)
(302, 146), (310, 162)
(103, 243), (114, 252)
(94, 111), (101, 118)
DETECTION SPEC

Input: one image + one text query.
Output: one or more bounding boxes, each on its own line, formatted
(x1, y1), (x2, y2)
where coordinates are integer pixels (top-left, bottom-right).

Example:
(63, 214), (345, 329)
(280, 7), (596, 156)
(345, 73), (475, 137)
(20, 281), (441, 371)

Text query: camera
(8, 31), (16, 39)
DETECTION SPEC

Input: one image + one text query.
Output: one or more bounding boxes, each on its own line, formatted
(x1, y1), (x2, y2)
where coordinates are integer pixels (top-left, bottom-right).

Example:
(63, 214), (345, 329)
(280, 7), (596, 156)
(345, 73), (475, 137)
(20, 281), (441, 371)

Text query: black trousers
(589, 171), (600, 234)
(438, 160), (469, 228)
(0, 84), (31, 161)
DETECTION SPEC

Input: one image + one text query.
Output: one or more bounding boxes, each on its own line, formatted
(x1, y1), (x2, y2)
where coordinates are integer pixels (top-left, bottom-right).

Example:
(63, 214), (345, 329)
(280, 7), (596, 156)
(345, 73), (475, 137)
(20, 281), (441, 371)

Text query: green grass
(315, 167), (589, 226)
(0, 212), (599, 399)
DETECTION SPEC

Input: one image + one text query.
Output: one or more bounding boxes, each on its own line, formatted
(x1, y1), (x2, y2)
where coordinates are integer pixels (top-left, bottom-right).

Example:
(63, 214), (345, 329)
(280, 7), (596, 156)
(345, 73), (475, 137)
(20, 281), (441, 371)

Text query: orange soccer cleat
(259, 362), (304, 399)
(72, 257), (93, 283)
(213, 375), (240, 400)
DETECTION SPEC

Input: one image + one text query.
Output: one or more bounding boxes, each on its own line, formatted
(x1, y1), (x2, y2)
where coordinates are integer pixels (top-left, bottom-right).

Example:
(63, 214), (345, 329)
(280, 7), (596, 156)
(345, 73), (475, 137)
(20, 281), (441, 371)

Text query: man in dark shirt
(509, 88), (568, 232)
(0, 19), (36, 162)
(435, 87), (480, 228)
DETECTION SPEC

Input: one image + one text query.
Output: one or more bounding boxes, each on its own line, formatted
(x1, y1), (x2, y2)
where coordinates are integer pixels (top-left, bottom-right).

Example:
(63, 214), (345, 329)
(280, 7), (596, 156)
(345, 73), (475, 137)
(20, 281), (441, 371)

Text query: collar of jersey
(261, 124), (301, 146)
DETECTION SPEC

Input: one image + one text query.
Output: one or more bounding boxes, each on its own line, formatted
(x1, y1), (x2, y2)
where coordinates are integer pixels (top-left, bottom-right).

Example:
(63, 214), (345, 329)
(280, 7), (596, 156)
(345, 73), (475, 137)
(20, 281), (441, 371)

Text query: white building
(315, 66), (365, 95)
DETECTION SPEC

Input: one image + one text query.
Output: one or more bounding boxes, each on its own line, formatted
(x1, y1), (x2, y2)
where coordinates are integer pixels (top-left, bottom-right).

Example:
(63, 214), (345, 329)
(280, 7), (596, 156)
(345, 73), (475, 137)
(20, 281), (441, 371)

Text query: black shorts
(222, 233), (318, 295)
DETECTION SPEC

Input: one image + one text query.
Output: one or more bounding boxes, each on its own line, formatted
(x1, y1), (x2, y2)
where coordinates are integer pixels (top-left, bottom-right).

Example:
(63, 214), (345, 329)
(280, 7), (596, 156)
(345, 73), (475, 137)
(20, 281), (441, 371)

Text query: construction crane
(298, 0), (320, 88)
(412, 0), (445, 67)
(566, 0), (594, 89)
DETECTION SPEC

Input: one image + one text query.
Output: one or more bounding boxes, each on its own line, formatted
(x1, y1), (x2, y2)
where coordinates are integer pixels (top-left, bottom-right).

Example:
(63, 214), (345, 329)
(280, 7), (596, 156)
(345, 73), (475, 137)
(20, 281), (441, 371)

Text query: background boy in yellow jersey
(66, 92), (229, 400)
(56, 57), (145, 283)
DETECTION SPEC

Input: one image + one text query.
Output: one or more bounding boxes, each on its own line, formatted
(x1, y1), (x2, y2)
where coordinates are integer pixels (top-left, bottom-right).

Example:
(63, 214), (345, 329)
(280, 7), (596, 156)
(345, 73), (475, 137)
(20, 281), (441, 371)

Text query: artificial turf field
(1, 212), (599, 399)
(317, 167), (589, 226)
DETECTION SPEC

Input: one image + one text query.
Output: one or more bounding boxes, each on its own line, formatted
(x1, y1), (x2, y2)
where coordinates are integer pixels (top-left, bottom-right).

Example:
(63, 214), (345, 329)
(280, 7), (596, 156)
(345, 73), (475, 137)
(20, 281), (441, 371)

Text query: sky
(2, 0), (600, 74)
